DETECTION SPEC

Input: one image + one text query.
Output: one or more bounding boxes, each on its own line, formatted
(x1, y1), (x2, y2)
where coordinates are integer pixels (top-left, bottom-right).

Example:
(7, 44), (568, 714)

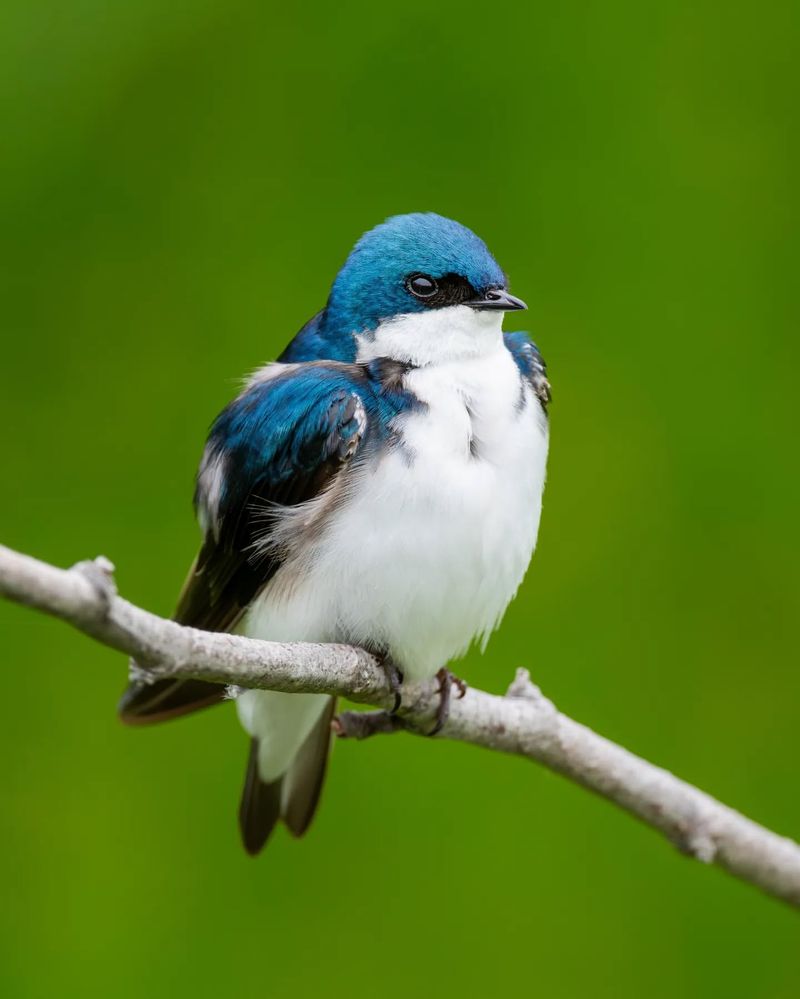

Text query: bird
(119, 212), (551, 854)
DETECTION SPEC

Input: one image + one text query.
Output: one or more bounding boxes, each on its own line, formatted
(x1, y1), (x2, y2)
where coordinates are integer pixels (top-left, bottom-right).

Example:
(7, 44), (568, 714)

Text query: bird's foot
(428, 668), (467, 736)
(378, 654), (404, 714)
(333, 710), (405, 740)
(333, 653), (405, 739)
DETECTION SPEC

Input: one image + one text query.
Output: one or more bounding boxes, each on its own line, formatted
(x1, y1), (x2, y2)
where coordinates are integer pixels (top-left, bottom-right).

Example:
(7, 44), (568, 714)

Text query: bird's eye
(406, 273), (438, 299)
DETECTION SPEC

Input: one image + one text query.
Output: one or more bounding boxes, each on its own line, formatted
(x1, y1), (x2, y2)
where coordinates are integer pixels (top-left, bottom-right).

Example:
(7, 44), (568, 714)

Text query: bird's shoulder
(196, 361), (377, 534)
(278, 311), (356, 363)
(503, 331), (551, 410)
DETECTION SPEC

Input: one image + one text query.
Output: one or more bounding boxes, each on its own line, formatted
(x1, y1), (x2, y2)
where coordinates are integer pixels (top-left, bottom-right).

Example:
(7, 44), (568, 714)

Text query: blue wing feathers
(504, 331), (551, 409)
(174, 362), (377, 633)
(201, 364), (369, 523)
(119, 363), (375, 717)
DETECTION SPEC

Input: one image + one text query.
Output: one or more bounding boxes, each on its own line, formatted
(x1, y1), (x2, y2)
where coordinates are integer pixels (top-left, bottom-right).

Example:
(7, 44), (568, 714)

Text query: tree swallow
(119, 213), (551, 854)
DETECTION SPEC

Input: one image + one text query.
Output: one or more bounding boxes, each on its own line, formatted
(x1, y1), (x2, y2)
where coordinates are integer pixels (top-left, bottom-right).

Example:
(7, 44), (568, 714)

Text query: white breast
(243, 335), (548, 682)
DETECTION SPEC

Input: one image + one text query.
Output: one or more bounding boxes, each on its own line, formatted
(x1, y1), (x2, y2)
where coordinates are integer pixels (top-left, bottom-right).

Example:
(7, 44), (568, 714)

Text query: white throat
(355, 305), (505, 366)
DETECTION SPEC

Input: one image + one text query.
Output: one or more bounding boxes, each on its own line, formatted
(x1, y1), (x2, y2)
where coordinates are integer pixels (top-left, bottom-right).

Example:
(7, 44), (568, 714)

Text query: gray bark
(1, 542), (798, 909)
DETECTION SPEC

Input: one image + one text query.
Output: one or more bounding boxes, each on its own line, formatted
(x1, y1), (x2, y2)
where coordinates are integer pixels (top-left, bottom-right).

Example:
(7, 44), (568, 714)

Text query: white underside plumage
(236, 307), (549, 781)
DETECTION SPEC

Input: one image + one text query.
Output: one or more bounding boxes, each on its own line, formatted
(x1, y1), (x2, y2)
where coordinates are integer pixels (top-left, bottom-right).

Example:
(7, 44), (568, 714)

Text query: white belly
(242, 343), (548, 681)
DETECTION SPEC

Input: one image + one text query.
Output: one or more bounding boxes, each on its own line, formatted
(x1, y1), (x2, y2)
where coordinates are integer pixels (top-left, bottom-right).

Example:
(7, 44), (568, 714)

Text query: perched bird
(119, 212), (550, 854)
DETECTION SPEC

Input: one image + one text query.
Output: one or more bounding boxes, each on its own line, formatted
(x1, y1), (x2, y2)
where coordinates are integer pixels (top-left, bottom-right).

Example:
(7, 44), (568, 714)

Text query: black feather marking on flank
(463, 397), (482, 460)
(369, 356), (414, 392)
(514, 371), (528, 414)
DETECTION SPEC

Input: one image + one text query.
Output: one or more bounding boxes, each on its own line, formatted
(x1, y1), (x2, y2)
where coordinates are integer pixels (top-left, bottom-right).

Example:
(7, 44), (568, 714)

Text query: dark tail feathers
(239, 698), (335, 855)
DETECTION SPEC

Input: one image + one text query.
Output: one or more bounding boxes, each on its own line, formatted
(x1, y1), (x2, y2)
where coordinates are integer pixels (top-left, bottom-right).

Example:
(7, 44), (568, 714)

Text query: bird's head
(322, 213), (526, 365)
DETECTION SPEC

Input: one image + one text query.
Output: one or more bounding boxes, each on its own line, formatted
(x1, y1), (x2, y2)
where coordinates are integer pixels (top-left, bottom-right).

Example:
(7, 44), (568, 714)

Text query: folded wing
(118, 361), (371, 723)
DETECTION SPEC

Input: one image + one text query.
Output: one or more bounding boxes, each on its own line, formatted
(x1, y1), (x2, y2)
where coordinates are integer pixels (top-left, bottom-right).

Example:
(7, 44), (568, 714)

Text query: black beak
(464, 289), (527, 311)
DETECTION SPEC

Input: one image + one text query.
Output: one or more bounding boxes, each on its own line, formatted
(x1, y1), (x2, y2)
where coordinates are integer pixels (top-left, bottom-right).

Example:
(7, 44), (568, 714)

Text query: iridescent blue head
(280, 213), (526, 364)
(325, 212), (524, 335)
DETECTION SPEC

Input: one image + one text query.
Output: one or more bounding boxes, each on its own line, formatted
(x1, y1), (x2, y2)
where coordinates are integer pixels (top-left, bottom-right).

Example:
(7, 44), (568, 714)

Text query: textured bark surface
(2, 542), (799, 909)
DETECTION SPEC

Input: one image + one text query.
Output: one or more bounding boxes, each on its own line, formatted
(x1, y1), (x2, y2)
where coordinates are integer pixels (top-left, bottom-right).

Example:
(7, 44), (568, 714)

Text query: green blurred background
(1, 1), (798, 996)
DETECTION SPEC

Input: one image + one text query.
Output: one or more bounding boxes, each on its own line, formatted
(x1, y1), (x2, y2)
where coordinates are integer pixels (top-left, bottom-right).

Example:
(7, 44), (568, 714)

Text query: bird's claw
(428, 668), (467, 736)
(378, 655), (404, 714)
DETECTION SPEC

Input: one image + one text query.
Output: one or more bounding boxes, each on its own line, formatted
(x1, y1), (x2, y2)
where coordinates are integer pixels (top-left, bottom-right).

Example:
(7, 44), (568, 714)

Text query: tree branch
(2, 542), (799, 910)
